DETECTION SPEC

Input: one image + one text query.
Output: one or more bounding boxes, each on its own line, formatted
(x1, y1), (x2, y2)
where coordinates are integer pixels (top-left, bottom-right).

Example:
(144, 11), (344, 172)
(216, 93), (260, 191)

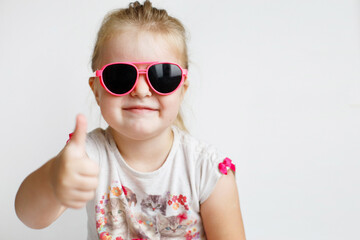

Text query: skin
(201, 170), (246, 239)
(15, 26), (246, 239)
(89, 29), (189, 172)
(15, 114), (99, 228)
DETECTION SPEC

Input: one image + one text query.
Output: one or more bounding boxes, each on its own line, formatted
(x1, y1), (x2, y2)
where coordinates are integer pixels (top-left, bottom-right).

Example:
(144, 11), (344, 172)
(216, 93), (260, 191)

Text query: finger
(70, 189), (96, 202)
(70, 114), (87, 150)
(73, 175), (99, 191)
(77, 158), (99, 177)
(64, 200), (87, 209)
(59, 189), (95, 206)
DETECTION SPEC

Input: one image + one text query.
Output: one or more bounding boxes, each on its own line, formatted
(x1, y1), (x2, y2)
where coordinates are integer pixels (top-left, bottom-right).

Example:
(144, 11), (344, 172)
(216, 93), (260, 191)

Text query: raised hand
(50, 114), (99, 209)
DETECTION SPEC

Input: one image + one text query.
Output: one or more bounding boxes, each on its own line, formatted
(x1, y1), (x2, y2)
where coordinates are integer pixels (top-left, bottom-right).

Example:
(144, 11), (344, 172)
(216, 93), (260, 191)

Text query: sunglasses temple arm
(93, 70), (102, 78)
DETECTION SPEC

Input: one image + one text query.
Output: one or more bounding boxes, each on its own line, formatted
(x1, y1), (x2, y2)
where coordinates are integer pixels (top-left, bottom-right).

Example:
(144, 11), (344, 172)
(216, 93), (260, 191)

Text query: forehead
(100, 28), (182, 66)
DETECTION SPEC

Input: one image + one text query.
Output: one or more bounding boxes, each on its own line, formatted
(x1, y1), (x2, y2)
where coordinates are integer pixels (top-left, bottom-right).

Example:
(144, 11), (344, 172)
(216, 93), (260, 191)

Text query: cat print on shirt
(140, 194), (167, 217)
(157, 213), (188, 239)
(96, 184), (202, 239)
(122, 185), (137, 207)
(105, 197), (127, 231)
(133, 211), (158, 239)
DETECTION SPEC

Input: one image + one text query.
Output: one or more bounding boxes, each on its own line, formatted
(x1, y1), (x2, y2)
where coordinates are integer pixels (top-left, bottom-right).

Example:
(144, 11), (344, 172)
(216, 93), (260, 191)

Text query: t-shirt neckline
(105, 126), (180, 179)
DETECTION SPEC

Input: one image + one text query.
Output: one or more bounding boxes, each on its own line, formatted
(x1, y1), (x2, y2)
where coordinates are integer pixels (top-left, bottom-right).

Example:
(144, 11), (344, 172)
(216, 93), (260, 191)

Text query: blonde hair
(91, 1), (189, 131)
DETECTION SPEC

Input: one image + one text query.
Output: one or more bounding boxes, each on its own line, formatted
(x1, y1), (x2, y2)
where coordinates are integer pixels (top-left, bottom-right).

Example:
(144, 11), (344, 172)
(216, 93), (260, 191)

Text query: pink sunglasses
(95, 62), (188, 96)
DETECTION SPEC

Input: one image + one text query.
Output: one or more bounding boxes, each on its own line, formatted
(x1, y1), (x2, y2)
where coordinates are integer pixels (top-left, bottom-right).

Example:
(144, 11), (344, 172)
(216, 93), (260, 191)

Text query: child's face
(89, 28), (188, 141)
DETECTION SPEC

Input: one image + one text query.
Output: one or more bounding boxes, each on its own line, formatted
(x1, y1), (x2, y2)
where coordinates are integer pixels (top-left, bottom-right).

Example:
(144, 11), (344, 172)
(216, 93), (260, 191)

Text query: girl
(15, 1), (245, 239)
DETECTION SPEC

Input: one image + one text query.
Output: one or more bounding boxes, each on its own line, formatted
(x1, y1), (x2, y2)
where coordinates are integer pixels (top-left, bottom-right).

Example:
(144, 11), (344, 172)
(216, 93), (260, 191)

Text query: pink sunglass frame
(94, 61), (188, 96)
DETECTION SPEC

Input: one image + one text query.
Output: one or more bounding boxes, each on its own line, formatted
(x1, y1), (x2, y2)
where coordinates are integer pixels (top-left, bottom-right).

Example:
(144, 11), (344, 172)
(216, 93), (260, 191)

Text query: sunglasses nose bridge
(137, 69), (149, 82)
(131, 68), (153, 97)
(138, 69), (147, 75)
(137, 69), (149, 84)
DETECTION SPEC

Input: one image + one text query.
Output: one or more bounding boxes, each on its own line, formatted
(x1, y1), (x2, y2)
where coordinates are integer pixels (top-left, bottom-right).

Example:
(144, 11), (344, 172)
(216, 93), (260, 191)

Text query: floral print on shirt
(95, 181), (203, 240)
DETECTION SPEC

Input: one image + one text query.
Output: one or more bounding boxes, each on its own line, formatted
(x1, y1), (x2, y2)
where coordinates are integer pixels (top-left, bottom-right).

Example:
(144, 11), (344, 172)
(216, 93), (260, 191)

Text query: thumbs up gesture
(50, 114), (99, 209)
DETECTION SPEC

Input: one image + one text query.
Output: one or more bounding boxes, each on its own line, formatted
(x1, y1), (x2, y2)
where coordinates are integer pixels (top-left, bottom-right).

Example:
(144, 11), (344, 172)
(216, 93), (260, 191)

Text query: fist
(50, 114), (99, 209)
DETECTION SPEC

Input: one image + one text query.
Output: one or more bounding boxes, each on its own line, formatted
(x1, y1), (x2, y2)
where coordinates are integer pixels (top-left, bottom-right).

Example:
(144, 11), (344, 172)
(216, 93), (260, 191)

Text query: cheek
(159, 94), (183, 119)
(98, 93), (122, 117)
(98, 91), (110, 109)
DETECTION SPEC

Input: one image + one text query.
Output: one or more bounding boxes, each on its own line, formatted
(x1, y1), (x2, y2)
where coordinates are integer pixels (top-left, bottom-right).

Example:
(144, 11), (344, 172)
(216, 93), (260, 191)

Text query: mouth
(122, 105), (158, 113)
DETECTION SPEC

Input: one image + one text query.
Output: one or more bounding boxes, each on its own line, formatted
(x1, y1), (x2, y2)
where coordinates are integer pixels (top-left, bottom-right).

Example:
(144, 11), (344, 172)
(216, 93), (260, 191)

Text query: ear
(89, 77), (100, 105)
(180, 76), (189, 101)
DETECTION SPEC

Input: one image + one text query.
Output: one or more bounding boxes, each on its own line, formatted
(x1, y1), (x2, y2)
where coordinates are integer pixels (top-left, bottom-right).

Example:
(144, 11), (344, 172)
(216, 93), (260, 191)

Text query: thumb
(70, 114), (88, 150)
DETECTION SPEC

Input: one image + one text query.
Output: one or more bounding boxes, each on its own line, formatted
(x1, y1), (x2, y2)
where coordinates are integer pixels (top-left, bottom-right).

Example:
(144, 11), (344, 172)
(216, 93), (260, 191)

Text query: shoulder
(85, 128), (110, 162)
(174, 127), (226, 167)
(87, 128), (106, 140)
(174, 127), (234, 203)
(86, 127), (114, 146)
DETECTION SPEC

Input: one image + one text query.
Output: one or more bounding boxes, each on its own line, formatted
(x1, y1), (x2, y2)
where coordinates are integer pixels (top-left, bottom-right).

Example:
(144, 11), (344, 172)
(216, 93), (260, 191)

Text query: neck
(109, 127), (174, 172)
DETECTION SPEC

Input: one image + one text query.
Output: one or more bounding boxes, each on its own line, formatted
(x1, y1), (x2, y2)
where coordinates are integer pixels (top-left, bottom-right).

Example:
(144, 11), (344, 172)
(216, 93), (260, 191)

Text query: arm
(15, 158), (66, 229)
(200, 170), (246, 240)
(15, 115), (99, 229)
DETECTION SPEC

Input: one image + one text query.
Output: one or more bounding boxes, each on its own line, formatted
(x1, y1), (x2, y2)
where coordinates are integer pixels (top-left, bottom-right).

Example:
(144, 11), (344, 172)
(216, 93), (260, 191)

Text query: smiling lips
(123, 105), (158, 113)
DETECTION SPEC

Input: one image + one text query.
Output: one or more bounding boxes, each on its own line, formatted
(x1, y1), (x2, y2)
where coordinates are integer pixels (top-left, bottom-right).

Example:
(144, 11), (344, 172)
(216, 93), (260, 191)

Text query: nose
(130, 73), (152, 98)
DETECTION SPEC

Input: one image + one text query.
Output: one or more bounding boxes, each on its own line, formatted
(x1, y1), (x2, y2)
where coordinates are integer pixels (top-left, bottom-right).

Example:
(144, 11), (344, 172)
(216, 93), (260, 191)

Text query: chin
(116, 124), (171, 141)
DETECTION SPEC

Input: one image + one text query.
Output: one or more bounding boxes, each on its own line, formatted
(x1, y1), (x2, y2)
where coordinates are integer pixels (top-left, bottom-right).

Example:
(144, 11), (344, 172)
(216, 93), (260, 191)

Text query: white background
(1, 0), (359, 239)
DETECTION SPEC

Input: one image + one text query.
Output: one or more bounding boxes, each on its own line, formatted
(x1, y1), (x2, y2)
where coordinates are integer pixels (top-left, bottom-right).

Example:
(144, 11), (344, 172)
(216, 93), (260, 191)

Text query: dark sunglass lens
(103, 64), (137, 94)
(148, 63), (182, 94)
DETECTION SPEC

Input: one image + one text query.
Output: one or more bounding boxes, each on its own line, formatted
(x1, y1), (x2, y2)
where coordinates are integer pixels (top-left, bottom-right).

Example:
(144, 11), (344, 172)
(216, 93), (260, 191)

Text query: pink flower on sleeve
(218, 158), (236, 175)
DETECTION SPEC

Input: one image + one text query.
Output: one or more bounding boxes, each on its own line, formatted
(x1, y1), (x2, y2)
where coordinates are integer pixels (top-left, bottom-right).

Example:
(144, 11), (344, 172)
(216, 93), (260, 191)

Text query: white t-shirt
(85, 126), (230, 240)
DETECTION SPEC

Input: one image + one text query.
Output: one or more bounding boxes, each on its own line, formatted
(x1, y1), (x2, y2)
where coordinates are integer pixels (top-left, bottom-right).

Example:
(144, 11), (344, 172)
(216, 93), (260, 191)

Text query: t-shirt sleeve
(197, 147), (231, 204)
